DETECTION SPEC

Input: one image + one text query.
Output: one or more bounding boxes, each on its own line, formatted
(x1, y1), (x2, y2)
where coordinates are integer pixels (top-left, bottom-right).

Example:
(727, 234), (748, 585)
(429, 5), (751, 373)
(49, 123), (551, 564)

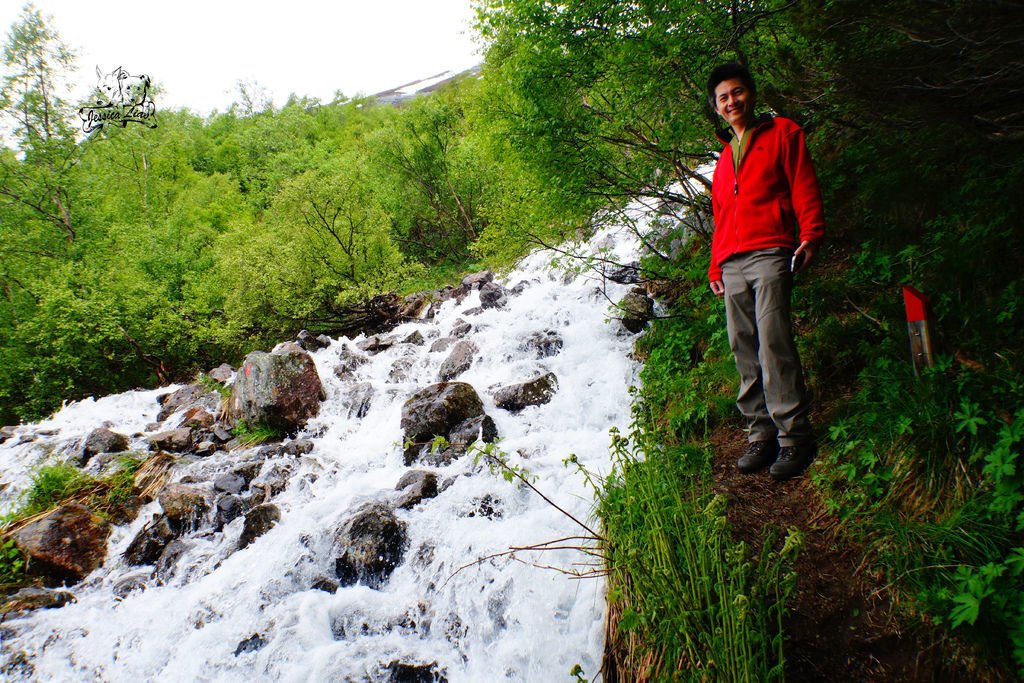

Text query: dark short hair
(707, 62), (756, 109)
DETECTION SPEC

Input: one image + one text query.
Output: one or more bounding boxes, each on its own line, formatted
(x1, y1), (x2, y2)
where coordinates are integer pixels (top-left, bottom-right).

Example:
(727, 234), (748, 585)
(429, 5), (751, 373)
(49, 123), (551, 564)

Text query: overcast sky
(0, 1), (482, 116)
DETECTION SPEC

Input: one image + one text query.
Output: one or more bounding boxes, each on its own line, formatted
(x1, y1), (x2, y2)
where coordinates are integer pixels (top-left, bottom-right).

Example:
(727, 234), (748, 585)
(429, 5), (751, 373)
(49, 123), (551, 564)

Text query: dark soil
(710, 429), (965, 682)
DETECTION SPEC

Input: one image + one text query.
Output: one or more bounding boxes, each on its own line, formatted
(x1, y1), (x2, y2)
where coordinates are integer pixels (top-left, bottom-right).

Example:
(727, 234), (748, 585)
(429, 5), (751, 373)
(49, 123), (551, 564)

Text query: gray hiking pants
(721, 248), (813, 446)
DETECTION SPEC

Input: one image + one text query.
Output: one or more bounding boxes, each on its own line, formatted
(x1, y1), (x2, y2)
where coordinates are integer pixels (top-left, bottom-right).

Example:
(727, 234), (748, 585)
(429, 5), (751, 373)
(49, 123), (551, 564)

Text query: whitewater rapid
(0, 214), (652, 682)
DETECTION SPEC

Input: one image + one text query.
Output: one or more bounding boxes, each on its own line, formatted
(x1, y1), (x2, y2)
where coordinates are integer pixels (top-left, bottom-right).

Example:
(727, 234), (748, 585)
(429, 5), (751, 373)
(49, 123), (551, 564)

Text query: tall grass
(600, 428), (800, 682)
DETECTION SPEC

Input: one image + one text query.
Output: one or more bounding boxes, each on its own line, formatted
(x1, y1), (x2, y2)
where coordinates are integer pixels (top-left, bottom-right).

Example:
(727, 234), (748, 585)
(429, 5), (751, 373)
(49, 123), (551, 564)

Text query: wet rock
(606, 260), (642, 284)
(237, 503), (281, 549)
(341, 382), (375, 419)
(9, 503), (110, 584)
(394, 471), (438, 510)
(311, 576), (339, 593)
(429, 337), (456, 353)
(402, 330), (426, 346)
(179, 406), (215, 429)
(157, 383), (220, 422)
(123, 515), (176, 566)
(389, 357), (415, 383)
(400, 292), (433, 320)
(357, 334), (396, 354)
(0, 587), (75, 615)
(618, 287), (654, 333)
(234, 633), (267, 656)
(493, 373), (559, 413)
(466, 494), (502, 519)
(520, 330), (564, 358)
(509, 280), (532, 296)
(382, 661), (447, 683)
(478, 281), (507, 309)
(438, 341), (477, 381)
(112, 573), (148, 599)
(450, 319), (472, 338)
(428, 415), (499, 464)
(82, 428), (129, 463)
(193, 440), (217, 457)
(334, 502), (407, 589)
(212, 424), (234, 442)
(229, 344), (324, 433)
(461, 271), (494, 291)
(213, 494), (247, 531)
(214, 472), (246, 495)
(256, 440), (313, 459)
(448, 415), (498, 447)
(154, 539), (190, 582)
(232, 461), (264, 485)
(148, 428), (192, 453)
(207, 363), (235, 383)
(333, 346), (368, 381)
(158, 484), (209, 534)
(0, 425), (16, 444)
(296, 329), (331, 352)
(400, 382), (487, 464)
(249, 463), (293, 505)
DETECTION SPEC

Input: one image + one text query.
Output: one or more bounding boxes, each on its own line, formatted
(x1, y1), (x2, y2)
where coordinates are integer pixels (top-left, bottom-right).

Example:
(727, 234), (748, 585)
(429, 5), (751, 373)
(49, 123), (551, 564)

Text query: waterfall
(0, 213), (652, 682)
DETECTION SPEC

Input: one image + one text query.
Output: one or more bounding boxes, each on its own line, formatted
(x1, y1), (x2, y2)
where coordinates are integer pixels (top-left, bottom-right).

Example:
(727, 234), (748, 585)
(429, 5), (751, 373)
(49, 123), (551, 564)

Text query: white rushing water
(0, 214), (653, 682)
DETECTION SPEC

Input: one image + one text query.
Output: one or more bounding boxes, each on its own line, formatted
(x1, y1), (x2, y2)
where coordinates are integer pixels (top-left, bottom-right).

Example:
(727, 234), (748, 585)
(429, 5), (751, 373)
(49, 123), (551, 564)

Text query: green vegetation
(0, 538), (26, 586)
(2, 456), (144, 525)
(231, 420), (283, 447)
(0, 5), (585, 425)
(601, 430), (799, 680)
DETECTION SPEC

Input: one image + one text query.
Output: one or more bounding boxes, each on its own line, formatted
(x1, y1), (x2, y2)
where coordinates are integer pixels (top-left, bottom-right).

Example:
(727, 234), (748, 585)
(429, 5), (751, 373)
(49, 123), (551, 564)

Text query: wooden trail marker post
(903, 285), (934, 374)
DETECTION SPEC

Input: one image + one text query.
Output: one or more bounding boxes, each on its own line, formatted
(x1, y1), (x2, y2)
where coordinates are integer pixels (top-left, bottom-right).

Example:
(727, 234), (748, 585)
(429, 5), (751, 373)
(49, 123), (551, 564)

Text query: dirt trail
(711, 429), (954, 682)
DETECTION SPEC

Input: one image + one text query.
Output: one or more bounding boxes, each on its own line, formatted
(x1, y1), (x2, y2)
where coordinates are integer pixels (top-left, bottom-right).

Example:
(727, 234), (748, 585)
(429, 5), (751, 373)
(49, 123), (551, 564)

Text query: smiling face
(714, 77), (755, 131)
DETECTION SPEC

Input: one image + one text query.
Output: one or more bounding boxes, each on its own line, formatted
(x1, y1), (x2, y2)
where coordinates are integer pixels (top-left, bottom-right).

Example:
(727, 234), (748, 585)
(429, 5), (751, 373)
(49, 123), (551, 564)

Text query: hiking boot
(769, 443), (817, 481)
(736, 440), (779, 474)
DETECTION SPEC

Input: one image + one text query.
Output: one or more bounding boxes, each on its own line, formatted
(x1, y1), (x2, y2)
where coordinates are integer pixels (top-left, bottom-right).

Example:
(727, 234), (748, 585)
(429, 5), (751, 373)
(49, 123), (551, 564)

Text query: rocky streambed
(0, 225), (655, 682)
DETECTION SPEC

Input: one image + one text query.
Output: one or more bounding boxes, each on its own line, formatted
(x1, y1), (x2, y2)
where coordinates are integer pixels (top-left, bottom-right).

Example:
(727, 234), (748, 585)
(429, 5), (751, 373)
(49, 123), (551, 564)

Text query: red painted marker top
(903, 286), (929, 322)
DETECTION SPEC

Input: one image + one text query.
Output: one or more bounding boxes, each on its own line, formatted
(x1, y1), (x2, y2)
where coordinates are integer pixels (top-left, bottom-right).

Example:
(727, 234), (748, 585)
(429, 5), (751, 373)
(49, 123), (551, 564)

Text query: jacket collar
(716, 112), (774, 145)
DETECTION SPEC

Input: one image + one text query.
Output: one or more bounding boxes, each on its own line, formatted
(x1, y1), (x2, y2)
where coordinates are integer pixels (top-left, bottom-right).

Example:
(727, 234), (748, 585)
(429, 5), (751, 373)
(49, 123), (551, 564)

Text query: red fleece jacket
(708, 115), (825, 282)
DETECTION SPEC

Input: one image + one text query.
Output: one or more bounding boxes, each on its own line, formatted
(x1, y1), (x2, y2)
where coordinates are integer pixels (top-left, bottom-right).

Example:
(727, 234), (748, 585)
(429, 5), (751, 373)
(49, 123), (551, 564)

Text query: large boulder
(493, 373), (559, 413)
(334, 502), (407, 589)
(618, 288), (654, 333)
(438, 341), (477, 381)
(8, 503), (110, 584)
(229, 343), (324, 433)
(400, 382), (491, 464)
(82, 428), (129, 464)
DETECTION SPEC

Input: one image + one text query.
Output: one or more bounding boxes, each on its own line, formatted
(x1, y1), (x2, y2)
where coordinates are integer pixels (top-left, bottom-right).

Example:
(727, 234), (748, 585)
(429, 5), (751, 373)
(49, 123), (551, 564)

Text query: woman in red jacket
(706, 62), (824, 480)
